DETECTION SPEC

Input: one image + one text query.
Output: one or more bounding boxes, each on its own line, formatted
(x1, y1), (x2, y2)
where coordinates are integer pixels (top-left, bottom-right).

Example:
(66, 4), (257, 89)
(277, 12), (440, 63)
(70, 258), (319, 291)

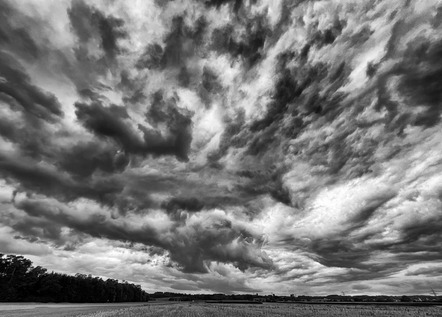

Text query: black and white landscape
(0, 0), (441, 296)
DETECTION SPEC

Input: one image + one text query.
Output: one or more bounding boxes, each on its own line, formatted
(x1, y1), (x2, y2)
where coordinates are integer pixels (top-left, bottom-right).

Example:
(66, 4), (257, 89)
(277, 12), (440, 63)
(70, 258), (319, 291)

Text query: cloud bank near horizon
(1, 0), (442, 295)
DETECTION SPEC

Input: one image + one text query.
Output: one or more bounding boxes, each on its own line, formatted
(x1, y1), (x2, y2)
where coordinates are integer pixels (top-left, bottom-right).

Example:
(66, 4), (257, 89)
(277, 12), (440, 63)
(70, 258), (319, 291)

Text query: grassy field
(0, 303), (149, 317)
(1, 302), (441, 316)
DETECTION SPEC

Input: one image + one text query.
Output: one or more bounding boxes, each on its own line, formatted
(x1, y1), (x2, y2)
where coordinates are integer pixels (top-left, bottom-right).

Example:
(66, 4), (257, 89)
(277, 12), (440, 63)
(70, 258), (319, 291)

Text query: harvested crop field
(0, 303), (148, 317)
(1, 303), (441, 317)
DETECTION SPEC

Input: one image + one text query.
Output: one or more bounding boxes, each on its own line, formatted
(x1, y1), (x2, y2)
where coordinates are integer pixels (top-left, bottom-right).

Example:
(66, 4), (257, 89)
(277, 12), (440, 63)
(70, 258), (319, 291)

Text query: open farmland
(0, 303), (150, 317)
(1, 303), (441, 317)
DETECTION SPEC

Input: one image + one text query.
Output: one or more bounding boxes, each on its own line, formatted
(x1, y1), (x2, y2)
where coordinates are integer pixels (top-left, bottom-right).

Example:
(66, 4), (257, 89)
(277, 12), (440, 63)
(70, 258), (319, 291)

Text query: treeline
(151, 292), (260, 301)
(150, 292), (442, 303)
(0, 254), (149, 302)
(295, 294), (442, 303)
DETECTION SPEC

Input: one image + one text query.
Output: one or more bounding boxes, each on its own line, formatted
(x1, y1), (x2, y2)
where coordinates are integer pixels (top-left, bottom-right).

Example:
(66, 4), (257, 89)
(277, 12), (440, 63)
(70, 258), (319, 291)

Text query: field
(1, 302), (441, 317)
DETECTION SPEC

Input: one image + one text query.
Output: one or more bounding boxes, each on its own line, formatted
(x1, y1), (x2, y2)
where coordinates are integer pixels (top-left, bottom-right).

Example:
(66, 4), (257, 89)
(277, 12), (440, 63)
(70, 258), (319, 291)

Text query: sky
(0, 0), (442, 296)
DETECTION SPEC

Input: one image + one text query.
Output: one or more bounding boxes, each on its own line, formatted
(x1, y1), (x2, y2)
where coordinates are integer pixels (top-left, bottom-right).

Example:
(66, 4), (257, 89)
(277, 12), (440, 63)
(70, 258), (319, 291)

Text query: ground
(1, 302), (441, 317)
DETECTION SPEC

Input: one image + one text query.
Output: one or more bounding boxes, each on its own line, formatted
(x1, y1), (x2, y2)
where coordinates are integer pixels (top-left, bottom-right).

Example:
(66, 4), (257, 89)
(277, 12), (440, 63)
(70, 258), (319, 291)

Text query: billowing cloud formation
(1, 0), (442, 295)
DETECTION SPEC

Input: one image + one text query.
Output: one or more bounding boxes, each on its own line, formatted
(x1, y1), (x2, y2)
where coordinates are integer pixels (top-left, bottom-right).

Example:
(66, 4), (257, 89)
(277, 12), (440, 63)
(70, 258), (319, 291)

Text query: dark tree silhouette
(0, 254), (149, 302)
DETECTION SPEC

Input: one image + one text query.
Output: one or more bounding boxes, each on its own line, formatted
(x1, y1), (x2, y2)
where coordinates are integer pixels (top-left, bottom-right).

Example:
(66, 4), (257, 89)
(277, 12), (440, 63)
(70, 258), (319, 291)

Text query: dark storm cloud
(249, 68), (300, 132)
(396, 38), (442, 127)
(248, 54), (346, 139)
(0, 1), (40, 61)
(165, 216), (273, 273)
(306, 238), (372, 269)
(0, 49), (98, 205)
(136, 43), (164, 70)
(145, 91), (193, 161)
(52, 0), (131, 94)
(3, 160), (208, 218)
(208, 109), (247, 161)
(123, 90), (147, 105)
(0, 113), (54, 163)
(0, 38), (130, 217)
(394, 215), (442, 253)
(210, 14), (270, 68)
(204, 0), (242, 13)
(162, 16), (206, 68)
(0, 152), (123, 204)
(242, 57), (349, 180)
(68, 0), (127, 61)
(322, 264), (401, 284)
(12, 217), (63, 243)
(0, 52), (63, 120)
(371, 18), (442, 131)
(0, 154), (76, 199)
(310, 18), (346, 48)
(162, 197), (204, 213)
(0, 0), (118, 110)
(201, 66), (221, 93)
(75, 95), (193, 161)
(0, 81), (129, 204)
(134, 15), (213, 104)
(236, 168), (292, 206)
(234, 16), (270, 68)
(117, 71), (148, 106)
(210, 24), (236, 55)
(136, 15), (207, 71)
(433, 6), (442, 28)
(75, 102), (140, 148)
(198, 66), (223, 105)
(15, 198), (157, 243)
(57, 141), (129, 179)
(119, 165), (275, 214)
(15, 197), (274, 274)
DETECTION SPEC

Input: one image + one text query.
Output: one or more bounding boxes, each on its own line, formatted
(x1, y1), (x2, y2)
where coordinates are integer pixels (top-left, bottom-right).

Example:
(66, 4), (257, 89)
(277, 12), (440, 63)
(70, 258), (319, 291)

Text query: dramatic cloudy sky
(1, 0), (442, 295)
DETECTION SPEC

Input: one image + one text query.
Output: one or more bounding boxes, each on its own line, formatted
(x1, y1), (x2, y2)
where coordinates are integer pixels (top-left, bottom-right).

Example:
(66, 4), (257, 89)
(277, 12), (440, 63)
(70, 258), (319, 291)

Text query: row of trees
(150, 292), (442, 303)
(0, 254), (149, 302)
